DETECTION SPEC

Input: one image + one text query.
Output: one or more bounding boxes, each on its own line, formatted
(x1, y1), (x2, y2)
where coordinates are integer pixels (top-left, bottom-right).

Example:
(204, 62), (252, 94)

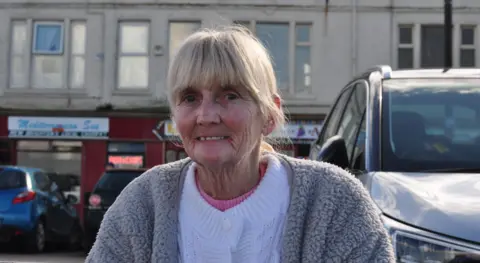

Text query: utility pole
(444, 0), (453, 68)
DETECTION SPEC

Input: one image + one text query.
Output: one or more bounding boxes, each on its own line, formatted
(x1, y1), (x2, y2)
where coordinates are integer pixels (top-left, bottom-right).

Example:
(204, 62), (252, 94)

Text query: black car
(83, 168), (146, 253)
(310, 66), (480, 261)
(48, 173), (80, 193)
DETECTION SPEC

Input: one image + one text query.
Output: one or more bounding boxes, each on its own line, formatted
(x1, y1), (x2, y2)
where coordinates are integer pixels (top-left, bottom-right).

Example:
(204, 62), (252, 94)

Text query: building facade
(0, 0), (478, 220)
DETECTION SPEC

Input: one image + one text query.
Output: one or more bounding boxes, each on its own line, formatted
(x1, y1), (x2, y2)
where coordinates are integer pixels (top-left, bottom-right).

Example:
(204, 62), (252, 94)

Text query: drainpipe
(351, 0), (358, 77)
(444, 0), (453, 68)
(389, 0), (394, 65)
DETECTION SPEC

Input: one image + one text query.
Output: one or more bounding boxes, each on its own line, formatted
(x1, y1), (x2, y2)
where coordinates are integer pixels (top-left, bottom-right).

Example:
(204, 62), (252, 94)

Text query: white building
(0, 0), (478, 115)
(0, 0), (479, 166)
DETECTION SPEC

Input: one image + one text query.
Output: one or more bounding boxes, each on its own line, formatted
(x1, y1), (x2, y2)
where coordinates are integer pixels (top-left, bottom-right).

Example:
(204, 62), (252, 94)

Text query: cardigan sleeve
(85, 178), (153, 263)
(321, 167), (396, 263)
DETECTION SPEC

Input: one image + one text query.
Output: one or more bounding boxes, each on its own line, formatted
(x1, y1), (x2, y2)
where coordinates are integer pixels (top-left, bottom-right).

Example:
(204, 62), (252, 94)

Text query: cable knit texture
(85, 153), (395, 263)
(179, 155), (289, 262)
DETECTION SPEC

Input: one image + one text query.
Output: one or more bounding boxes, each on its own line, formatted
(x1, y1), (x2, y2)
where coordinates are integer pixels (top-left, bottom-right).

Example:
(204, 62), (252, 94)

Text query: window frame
(294, 23), (312, 94)
(314, 83), (355, 147)
(459, 25), (476, 67)
(32, 21), (65, 55)
(233, 20), (313, 96)
(8, 19), (87, 90)
(69, 20), (87, 89)
(116, 20), (151, 90)
(394, 23), (478, 69)
(9, 20), (29, 89)
(168, 21), (202, 64)
(336, 81), (368, 164)
(397, 24), (414, 69)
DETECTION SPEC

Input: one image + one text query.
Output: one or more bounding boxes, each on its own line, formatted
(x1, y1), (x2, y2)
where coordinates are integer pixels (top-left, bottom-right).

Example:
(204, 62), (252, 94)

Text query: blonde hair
(167, 25), (286, 153)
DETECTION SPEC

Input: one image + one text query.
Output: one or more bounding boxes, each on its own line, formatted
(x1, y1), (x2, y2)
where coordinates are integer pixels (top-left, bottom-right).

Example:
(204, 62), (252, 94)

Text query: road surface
(0, 251), (85, 263)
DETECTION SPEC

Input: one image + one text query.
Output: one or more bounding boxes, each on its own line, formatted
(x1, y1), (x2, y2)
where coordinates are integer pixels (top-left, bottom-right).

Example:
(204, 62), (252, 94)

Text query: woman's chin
(196, 155), (227, 165)
(193, 152), (233, 167)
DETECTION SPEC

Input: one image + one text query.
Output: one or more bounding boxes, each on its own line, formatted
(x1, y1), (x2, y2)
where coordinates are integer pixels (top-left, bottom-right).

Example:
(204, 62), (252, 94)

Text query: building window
(16, 140), (82, 203)
(235, 21), (312, 94)
(255, 23), (290, 90)
(460, 26), (475, 67)
(33, 22), (64, 54)
(397, 25), (414, 69)
(9, 19), (87, 89)
(168, 21), (201, 62)
(295, 24), (311, 93)
(421, 25), (445, 68)
(117, 21), (150, 89)
(10, 21), (28, 88)
(70, 21), (86, 88)
(107, 142), (145, 168)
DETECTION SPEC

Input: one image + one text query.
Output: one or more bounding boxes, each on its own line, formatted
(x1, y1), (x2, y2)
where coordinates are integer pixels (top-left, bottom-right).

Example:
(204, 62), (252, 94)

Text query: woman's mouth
(196, 136), (229, 141)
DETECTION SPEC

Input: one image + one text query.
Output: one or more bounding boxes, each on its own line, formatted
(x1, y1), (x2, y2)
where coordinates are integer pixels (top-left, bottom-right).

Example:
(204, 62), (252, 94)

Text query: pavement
(0, 251), (85, 263)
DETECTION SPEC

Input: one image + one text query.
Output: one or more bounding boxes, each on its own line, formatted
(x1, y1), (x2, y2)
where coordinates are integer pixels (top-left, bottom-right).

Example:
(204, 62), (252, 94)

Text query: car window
(316, 87), (354, 146)
(352, 114), (367, 170)
(337, 82), (368, 163)
(382, 78), (480, 171)
(34, 172), (51, 191)
(94, 171), (144, 192)
(53, 189), (65, 202)
(0, 169), (27, 190)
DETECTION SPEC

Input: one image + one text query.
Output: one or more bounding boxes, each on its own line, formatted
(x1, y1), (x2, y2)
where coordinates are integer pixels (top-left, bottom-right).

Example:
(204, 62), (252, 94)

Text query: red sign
(108, 155), (143, 168)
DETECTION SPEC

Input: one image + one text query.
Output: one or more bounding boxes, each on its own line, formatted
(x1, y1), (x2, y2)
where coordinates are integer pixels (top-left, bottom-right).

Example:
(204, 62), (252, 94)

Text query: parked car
(48, 173), (81, 204)
(83, 168), (147, 253)
(310, 66), (480, 261)
(0, 166), (83, 253)
(48, 173), (80, 193)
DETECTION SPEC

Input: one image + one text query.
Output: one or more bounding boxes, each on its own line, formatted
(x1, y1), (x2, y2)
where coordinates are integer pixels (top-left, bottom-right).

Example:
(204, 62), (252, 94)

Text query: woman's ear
(263, 119), (275, 136)
(262, 95), (281, 136)
(273, 95), (281, 110)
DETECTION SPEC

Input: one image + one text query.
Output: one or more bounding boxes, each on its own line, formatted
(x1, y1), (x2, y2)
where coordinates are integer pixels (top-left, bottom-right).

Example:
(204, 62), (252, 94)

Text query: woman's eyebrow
(220, 84), (245, 93)
(177, 86), (196, 96)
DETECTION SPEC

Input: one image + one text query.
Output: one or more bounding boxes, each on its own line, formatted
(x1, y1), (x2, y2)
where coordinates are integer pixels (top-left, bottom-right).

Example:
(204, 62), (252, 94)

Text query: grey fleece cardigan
(85, 154), (395, 263)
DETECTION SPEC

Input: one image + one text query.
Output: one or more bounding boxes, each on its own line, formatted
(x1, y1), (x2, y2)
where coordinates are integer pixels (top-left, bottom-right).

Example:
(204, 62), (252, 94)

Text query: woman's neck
(196, 155), (262, 200)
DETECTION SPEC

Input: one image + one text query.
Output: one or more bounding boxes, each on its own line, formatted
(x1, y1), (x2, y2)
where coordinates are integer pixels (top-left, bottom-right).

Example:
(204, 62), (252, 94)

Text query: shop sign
(269, 123), (322, 140)
(164, 120), (179, 136)
(8, 116), (109, 139)
(108, 155), (144, 168)
(163, 120), (321, 140)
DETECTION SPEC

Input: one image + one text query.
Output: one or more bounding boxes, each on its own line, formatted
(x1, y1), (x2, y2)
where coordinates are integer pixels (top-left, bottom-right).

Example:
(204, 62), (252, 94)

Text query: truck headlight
(381, 215), (480, 262)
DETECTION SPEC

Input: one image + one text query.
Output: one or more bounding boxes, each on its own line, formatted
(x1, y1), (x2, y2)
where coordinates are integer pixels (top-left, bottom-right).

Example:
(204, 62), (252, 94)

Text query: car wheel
(67, 223), (83, 251)
(25, 221), (46, 253)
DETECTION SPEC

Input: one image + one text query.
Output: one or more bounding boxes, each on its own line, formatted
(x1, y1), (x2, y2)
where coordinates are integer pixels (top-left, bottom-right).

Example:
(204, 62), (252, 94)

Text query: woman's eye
(183, 94), (196, 103)
(225, 93), (239, 100)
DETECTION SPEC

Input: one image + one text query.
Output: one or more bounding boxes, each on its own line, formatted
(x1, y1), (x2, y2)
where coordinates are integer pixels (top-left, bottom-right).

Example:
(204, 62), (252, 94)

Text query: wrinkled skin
(172, 84), (274, 199)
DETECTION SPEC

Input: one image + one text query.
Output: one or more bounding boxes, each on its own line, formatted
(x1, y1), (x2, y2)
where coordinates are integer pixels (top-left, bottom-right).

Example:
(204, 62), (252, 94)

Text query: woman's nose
(196, 99), (220, 125)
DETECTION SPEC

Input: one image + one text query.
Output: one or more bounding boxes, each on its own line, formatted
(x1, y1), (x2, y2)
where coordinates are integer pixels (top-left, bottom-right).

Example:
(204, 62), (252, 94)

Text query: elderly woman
(86, 26), (394, 262)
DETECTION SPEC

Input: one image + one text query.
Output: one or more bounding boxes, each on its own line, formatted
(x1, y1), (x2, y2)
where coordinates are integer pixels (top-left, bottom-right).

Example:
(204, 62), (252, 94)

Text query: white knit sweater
(178, 155), (290, 263)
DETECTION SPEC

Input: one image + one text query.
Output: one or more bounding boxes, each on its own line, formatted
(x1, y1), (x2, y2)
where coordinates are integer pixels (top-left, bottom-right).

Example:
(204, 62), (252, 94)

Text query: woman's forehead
(186, 83), (241, 92)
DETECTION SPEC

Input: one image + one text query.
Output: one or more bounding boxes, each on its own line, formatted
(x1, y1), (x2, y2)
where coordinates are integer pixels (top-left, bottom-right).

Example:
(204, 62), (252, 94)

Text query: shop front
(156, 119), (323, 159)
(0, 114), (166, 222)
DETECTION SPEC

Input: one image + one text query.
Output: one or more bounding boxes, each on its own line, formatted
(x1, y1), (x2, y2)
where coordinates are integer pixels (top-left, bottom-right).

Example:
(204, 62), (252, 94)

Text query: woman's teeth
(198, 136), (227, 141)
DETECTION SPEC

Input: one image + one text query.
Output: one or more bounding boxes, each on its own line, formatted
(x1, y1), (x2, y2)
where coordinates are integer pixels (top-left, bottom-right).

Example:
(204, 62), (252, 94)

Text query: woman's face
(172, 84), (264, 167)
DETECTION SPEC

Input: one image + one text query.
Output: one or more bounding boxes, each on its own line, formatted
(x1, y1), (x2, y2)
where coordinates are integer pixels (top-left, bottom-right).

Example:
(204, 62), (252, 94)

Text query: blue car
(0, 166), (83, 253)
